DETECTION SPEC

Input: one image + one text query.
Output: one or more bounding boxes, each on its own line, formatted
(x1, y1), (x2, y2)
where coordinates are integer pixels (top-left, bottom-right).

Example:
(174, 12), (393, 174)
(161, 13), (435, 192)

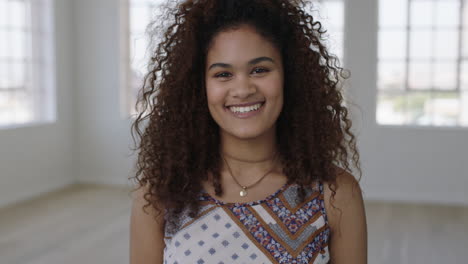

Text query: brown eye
(215, 72), (232, 78)
(252, 67), (269, 74)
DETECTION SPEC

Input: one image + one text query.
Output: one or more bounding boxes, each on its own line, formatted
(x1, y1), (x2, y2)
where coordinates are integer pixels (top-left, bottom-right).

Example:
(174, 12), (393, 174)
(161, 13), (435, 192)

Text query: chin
(232, 132), (261, 140)
(224, 127), (269, 140)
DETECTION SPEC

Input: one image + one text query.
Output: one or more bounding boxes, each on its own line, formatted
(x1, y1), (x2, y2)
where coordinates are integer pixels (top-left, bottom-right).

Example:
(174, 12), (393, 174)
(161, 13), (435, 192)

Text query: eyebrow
(207, 56), (275, 71)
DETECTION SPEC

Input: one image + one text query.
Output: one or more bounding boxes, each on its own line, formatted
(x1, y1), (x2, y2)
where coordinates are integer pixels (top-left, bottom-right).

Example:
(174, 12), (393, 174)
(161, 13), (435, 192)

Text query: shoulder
(322, 166), (367, 263)
(322, 166), (363, 211)
(322, 166), (365, 230)
(130, 183), (166, 229)
(130, 183), (166, 264)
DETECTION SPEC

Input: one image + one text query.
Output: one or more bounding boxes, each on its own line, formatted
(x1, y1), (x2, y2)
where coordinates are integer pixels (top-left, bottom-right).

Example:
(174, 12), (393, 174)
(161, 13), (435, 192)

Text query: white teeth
(228, 103), (263, 113)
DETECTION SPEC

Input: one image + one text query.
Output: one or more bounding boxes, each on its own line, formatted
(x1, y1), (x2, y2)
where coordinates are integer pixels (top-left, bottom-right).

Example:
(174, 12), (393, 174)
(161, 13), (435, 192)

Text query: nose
(230, 75), (256, 99)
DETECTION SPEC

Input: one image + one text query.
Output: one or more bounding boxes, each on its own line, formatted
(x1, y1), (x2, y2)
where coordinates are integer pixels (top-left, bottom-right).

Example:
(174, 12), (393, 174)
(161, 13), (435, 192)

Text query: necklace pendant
(240, 187), (248, 197)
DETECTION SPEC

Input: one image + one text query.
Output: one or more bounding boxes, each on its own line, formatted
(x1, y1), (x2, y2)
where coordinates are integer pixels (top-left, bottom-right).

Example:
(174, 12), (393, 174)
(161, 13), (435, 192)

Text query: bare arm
(129, 185), (165, 264)
(323, 168), (368, 264)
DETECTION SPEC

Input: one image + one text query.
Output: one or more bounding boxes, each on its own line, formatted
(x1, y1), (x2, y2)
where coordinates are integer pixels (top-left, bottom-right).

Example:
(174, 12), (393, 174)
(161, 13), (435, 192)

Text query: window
(121, 0), (165, 118)
(310, 0), (345, 61)
(0, 0), (55, 128)
(121, 0), (345, 118)
(377, 0), (468, 127)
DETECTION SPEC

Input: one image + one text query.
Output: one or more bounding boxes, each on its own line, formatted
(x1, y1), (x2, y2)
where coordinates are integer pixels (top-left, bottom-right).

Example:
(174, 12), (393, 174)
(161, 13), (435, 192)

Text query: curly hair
(129, 0), (361, 231)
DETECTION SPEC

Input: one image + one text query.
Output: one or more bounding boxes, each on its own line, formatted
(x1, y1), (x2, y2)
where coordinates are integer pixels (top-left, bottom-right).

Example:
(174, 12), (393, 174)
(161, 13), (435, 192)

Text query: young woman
(129, 0), (367, 263)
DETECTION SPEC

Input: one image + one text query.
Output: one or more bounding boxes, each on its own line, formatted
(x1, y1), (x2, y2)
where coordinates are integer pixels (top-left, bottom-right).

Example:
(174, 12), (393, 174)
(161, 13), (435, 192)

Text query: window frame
(0, 0), (56, 129)
(376, 0), (467, 128)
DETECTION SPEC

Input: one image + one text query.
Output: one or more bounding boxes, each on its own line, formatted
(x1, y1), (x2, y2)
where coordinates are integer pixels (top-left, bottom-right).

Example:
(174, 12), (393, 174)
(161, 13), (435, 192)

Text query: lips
(226, 101), (265, 107)
(225, 101), (265, 119)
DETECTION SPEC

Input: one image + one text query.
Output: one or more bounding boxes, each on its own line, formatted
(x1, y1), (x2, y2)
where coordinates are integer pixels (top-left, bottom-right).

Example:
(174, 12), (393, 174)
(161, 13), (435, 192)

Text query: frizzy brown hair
(129, 0), (361, 231)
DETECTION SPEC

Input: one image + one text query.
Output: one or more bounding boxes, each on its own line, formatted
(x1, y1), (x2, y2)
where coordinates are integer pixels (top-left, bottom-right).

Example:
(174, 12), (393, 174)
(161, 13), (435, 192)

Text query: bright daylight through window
(0, 0), (55, 128)
(377, 0), (468, 127)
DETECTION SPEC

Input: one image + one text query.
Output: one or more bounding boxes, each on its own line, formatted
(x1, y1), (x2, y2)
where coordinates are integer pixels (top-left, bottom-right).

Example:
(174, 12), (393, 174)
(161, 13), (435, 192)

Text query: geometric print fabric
(163, 181), (330, 264)
(163, 209), (271, 263)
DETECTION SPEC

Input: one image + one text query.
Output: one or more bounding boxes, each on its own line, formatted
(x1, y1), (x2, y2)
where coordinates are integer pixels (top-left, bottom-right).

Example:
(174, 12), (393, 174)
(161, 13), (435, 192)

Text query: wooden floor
(0, 184), (467, 264)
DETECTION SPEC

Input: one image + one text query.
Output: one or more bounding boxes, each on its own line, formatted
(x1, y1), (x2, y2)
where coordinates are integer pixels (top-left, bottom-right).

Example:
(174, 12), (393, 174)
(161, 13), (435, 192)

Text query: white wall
(1, 0), (466, 209)
(73, 0), (136, 187)
(0, 0), (76, 208)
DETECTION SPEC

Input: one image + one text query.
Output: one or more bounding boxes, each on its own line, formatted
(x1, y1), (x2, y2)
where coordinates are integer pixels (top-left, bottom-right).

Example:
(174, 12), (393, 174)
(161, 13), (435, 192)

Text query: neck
(220, 127), (277, 160)
(219, 128), (281, 179)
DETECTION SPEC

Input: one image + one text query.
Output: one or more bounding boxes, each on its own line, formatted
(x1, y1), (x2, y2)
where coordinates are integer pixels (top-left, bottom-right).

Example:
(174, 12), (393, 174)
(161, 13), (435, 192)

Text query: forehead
(206, 26), (281, 64)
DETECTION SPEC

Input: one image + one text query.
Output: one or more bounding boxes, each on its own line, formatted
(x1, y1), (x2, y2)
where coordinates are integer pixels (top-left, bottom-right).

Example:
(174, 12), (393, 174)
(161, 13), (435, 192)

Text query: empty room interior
(0, 0), (467, 263)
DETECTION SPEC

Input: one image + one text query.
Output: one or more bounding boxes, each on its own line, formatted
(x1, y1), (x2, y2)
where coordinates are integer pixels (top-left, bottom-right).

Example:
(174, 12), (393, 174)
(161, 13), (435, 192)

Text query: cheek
(205, 82), (224, 107)
(264, 76), (284, 99)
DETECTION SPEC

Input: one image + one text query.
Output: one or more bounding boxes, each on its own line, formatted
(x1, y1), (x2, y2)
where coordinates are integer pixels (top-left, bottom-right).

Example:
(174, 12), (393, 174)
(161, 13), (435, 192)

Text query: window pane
(321, 1), (344, 30)
(332, 31), (343, 60)
(462, 61), (468, 90)
(379, 30), (407, 59)
(11, 31), (27, 59)
(379, 0), (408, 28)
(0, 91), (14, 124)
(433, 61), (457, 90)
(130, 6), (152, 34)
(0, 1), (7, 28)
(428, 92), (460, 126)
(410, 30), (432, 59)
(0, 91), (11, 109)
(0, 61), (8, 89)
(12, 89), (32, 123)
(10, 61), (25, 88)
(435, 0), (460, 28)
(409, 62), (431, 89)
(130, 36), (149, 76)
(378, 61), (406, 90)
(10, 0), (27, 29)
(410, 0), (434, 28)
(406, 91), (432, 125)
(310, 1), (344, 61)
(376, 91), (455, 126)
(377, 92), (407, 124)
(0, 29), (7, 59)
(463, 30), (468, 58)
(461, 91), (468, 125)
(127, 0), (169, 118)
(130, 34), (149, 61)
(464, 2), (468, 28)
(435, 30), (459, 59)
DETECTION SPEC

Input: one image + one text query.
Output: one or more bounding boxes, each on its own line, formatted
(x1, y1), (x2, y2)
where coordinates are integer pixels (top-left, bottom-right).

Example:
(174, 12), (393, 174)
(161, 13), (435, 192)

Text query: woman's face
(205, 25), (284, 140)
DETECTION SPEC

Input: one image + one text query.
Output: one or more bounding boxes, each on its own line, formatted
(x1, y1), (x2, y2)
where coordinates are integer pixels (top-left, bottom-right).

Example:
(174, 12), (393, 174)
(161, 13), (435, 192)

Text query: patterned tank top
(163, 181), (331, 264)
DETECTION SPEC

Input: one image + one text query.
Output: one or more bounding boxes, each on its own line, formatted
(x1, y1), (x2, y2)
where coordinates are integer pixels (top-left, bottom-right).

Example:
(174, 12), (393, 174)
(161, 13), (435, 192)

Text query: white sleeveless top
(163, 181), (330, 264)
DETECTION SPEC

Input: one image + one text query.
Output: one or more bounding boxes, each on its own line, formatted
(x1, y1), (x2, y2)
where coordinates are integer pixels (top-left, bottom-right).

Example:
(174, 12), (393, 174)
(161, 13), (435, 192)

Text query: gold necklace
(222, 152), (278, 197)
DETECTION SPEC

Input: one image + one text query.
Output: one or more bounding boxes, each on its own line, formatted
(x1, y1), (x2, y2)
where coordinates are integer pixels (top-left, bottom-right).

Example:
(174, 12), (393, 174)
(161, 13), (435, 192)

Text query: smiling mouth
(227, 102), (265, 114)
